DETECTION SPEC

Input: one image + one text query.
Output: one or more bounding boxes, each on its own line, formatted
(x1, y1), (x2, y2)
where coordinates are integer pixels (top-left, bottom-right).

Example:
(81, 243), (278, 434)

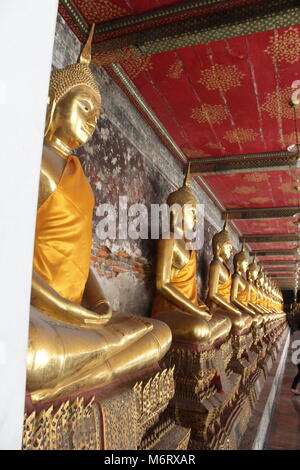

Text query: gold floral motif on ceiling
(223, 128), (258, 144)
(93, 45), (142, 67)
(121, 53), (153, 79)
(233, 185), (257, 195)
(249, 196), (271, 204)
(279, 182), (296, 193)
(198, 64), (245, 93)
(93, 49), (123, 65)
(167, 59), (184, 79)
(244, 173), (269, 183)
(285, 197), (299, 205)
(261, 87), (300, 119)
(191, 104), (228, 124)
(256, 225), (279, 232)
(205, 142), (221, 150)
(251, 221), (270, 228)
(182, 148), (210, 158)
(76, 0), (127, 23)
(264, 27), (300, 65)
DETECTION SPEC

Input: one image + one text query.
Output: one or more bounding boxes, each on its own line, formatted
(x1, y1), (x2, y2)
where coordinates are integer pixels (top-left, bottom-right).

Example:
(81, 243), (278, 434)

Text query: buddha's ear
(44, 90), (56, 138)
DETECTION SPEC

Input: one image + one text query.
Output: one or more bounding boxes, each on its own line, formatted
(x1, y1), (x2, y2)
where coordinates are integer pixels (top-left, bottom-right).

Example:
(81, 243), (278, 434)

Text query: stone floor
(264, 337), (300, 450)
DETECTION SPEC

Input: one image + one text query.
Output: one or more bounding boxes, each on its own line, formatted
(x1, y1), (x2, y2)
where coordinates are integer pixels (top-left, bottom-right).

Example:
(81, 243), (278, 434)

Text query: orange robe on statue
(33, 155), (94, 304)
(152, 250), (207, 317)
(250, 288), (257, 304)
(216, 269), (232, 303)
(237, 284), (249, 306)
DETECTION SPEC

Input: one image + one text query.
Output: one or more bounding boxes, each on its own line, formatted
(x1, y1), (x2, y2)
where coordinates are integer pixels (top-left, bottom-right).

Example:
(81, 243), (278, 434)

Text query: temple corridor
(1, 0), (299, 451)
(264, 335), (300, 450)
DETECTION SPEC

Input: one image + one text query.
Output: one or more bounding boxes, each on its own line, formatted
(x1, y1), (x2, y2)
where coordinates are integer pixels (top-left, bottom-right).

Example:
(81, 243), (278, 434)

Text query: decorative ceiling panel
(59, 1), (300, 287)
(236, 219), (297, 235)
(249, 242), (297, 250)
(204, 170), (299, 209)
(125, 26), (300, 158)
(260, 255), (296, 261)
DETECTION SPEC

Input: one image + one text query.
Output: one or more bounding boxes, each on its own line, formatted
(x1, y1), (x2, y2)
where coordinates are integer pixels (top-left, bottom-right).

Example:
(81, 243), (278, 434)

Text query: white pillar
(0, 0), (58, 450)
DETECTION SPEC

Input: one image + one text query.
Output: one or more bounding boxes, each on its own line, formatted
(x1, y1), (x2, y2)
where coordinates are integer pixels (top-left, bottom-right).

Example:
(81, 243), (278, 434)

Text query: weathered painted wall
(50, 13), (239, 316)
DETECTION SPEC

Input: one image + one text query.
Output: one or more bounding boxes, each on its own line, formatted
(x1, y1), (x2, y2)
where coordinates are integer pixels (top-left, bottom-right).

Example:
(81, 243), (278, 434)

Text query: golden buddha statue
(266, 277), (275, 312)
(268, 278), (284, 318)
(27, 26), (171, 403)
(206, 218), (252, 335)
(247, 255), (268, 318)
(231, 240), (262, 329)
(151, 166), (231, 346)
(255, 266), (274, 320)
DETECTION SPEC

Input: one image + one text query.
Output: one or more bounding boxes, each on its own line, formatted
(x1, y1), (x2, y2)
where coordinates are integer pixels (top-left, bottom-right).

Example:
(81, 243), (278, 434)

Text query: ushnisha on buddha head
(44, 24), (101, 156)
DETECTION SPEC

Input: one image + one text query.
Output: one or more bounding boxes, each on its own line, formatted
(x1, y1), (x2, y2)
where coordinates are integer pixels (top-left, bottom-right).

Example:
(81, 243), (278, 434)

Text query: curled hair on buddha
(212, 214), (232, 254)
(167, 163), (197, 209)
(233, 238), (248, 268)
(44, 24), (101, 137)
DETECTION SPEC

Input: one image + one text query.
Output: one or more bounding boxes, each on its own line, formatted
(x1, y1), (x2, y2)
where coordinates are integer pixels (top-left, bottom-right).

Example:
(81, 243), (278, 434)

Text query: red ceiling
(204, 170), (300, 209)
(236, 220), (297, 236)
(249, 242), (297, 250)
(117, 23), (300, 280)
(60, 2), (300, 288)
(121, 26), (300, 157)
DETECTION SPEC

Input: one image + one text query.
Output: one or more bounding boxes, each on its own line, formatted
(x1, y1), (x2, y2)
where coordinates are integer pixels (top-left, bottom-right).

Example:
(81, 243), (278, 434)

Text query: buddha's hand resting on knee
(31, 270), (112, 327)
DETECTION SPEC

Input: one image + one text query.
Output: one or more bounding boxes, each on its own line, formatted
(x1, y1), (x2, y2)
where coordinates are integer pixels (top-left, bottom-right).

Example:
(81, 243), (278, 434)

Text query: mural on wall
(51, 13), (238, 316)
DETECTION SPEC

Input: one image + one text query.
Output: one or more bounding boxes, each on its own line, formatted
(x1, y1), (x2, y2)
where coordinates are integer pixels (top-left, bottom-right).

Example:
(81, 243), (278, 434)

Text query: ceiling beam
(90, 0), (300, 65)
(242, 234), (299, 243)
(93, 0), (268, 38)
(265, 267), (296, 272)
(270, 273), (296, 278)
(190, 153), (297, 176)
(223, 207), (300, 220)
(262, 260), (298, 265)
(251, 249), (297, 256)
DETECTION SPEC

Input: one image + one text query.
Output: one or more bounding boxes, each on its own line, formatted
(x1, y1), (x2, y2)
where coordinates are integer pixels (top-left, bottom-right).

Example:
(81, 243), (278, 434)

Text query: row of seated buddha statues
(151, 167), (287, 449)
(23, 26), (189, 451)
(22, 25), (287, 451)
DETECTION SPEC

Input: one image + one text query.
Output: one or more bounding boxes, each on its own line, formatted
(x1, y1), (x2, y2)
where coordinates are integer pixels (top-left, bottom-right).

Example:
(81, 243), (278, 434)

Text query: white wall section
(0, 0), (58, 449)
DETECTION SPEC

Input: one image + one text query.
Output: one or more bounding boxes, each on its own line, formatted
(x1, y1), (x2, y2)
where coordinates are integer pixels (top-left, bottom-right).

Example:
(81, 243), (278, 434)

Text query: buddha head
(44, 25), (101, 156)
(233, 239), (249, 274)
(256, 266), (265, 289)
(167, 164), (197, 235)
(212, 215), (233, 260)
(247, 254), (259, 282)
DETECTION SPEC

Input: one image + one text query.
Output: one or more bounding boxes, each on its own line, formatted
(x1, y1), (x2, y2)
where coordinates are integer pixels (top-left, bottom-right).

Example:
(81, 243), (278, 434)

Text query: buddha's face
(47, 84), (101, 150)
(183, 204), (197, 233)
(219, 240), (233, 260)
(247, 266), (258, 282)
(240, 259), (248, 273)
(257, 272), (264, 288)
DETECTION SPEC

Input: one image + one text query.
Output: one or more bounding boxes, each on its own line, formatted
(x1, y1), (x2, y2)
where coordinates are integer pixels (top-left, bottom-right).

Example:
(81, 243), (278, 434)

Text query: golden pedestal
(23, 366), (190, 450)
(159, 317), (288, 450)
